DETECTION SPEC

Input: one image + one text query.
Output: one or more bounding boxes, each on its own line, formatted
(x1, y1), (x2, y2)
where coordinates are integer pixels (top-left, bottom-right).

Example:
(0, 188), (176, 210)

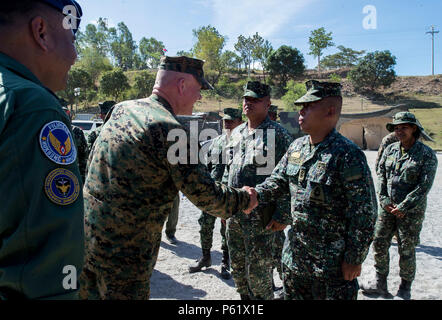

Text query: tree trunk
(318, 56), (321, 77)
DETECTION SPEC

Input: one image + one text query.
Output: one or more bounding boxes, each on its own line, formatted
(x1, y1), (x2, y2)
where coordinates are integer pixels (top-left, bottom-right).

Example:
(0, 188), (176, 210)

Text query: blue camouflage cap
(222, 108), (242, 120)
(243, 81), (271, 98)
(40, 0), (83, 34)
(294, 80), (342, 105)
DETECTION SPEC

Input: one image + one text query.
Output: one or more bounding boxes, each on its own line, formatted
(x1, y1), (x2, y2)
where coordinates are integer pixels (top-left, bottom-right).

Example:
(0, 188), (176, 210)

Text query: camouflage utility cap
(269, 105), (278, 113)
(243, 81), (271, 98)
(99, 101), (116, 115)
(223, 108), (242, 120)
(159, 56), (213, 90)
(294, 80), (342, 105)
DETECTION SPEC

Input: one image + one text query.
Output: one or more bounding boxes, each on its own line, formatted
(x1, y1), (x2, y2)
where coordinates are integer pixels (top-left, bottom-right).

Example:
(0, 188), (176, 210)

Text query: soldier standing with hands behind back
(361, 112), (438, 300)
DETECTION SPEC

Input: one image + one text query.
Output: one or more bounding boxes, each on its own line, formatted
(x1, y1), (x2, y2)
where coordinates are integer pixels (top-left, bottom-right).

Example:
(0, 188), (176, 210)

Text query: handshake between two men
(241, 186), (287, 232)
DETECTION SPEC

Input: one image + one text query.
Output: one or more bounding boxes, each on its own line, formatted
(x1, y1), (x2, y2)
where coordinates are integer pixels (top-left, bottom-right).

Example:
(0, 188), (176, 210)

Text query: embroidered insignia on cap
(44, 168), (80, 206)
(40, 121), (77, 165)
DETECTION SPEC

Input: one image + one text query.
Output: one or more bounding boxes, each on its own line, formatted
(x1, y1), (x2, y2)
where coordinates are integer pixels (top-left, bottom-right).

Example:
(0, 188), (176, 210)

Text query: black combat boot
(396, 279), (412, 300)
(240, 294), (251, 300)
(189, 249), (211, 273)
(220, 249), (231, 280)
(360, 272), (388, 296)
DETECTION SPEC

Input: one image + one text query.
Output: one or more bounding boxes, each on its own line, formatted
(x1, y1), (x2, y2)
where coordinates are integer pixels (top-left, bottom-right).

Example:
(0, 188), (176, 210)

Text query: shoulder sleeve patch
(40, 121), (77, 165)
(343, 166), (363, 182)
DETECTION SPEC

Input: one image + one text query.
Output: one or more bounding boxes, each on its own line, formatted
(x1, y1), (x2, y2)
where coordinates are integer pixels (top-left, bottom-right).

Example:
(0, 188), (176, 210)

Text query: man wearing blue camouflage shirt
(224, 81), (293, 300)
(251, 80), (377, 300)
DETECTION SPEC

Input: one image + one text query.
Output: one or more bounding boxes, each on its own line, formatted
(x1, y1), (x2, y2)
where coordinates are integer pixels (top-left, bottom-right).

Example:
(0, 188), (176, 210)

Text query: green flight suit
(0, 53), (84, 300)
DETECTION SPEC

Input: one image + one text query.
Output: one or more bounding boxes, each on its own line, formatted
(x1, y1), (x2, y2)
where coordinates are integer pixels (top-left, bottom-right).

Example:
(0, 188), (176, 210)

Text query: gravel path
(150, 151), (442, 300)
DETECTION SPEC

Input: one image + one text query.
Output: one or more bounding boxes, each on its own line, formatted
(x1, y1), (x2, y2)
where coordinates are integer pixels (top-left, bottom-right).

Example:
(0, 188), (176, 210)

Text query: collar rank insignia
(40, 121), (77, 165)
(44, 168), (80, 206)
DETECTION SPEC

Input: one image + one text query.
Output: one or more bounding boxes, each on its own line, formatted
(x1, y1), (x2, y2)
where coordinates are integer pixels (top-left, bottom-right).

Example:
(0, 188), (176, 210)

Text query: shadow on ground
(150, 269), (207, 300)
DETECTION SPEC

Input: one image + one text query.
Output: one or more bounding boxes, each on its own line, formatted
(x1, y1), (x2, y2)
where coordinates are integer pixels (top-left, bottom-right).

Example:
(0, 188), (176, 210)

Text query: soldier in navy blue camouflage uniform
(361, 112), (438, 300)
(189, 108), (243, 279)
(224, 82), (293, 300)
(253, 80), (377, 300)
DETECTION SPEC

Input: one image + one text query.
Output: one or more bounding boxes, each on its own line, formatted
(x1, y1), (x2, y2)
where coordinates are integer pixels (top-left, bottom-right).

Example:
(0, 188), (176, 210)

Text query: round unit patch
(40, 121), (77, 165)
(44, 168), (80, 206)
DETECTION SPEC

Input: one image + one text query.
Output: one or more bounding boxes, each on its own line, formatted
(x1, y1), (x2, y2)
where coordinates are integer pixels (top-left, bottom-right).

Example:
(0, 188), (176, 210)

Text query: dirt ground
(150, 151), (442, 300)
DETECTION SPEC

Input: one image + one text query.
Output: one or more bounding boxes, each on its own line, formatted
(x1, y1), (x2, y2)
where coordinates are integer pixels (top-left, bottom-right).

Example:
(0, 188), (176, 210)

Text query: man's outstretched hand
(242, 186), (258, 214)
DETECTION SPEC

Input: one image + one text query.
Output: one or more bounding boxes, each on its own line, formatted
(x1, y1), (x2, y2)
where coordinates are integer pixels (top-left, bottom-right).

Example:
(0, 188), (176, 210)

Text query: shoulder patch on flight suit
(40, 121), (77, 165)
(44, 168), (80, 206)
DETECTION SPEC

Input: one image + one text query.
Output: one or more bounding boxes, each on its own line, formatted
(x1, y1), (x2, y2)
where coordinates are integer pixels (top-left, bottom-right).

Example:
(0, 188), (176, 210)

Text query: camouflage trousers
(373, 208), (425, 282)
(282, 263), (359, 300)
(199, 211), (227, 251)
(272, 231), (285, 279)
(165, 195), (180, 237)
(226, 218), (274, 300)
(80, 194), (167, 300)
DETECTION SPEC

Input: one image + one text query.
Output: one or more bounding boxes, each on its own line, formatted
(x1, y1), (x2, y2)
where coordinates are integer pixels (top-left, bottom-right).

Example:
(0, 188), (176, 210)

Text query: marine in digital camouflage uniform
(361, 112), (438, 300)
(87, 100), (116, 154)
(224, 81), (293, 300)
(254, 80), (377, 300)
(80, 56), (253, 300)
(189, 108), (243, 279)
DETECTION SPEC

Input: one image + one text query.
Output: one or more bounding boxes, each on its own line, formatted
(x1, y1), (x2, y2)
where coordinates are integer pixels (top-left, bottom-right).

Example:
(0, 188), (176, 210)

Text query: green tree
(349, 50), (397, 91)
(78, 18), (111, 56)
(109, 22), (137, 71)
(267, 45), (305, 92)
(281, 80), (307, 110)
(321, 45), (366, 69)
(192, 25), (227, 85)
(308, 27), (334, 74)
(253, 36), (273, 81)
(234, 35), (254, 77)
(133, 71), (156, 98)
(139, 37), (165, 69)
(100, 68), (130, 100)
(59, 67), (93, 106)
(220, 50), (241, 72)
(75, 47), (113, 83)
(176, 50), (193, 57)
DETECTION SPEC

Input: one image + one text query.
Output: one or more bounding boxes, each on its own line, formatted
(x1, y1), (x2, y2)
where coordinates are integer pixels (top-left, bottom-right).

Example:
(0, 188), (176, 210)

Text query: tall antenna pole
(426, 26), (439, 76)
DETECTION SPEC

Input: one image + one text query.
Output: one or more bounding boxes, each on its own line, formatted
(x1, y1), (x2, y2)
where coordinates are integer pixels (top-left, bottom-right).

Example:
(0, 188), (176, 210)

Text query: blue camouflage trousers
(373, 208), (425, 282)
(282, 263), (359, 300)
(226, 217), (274, 300)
